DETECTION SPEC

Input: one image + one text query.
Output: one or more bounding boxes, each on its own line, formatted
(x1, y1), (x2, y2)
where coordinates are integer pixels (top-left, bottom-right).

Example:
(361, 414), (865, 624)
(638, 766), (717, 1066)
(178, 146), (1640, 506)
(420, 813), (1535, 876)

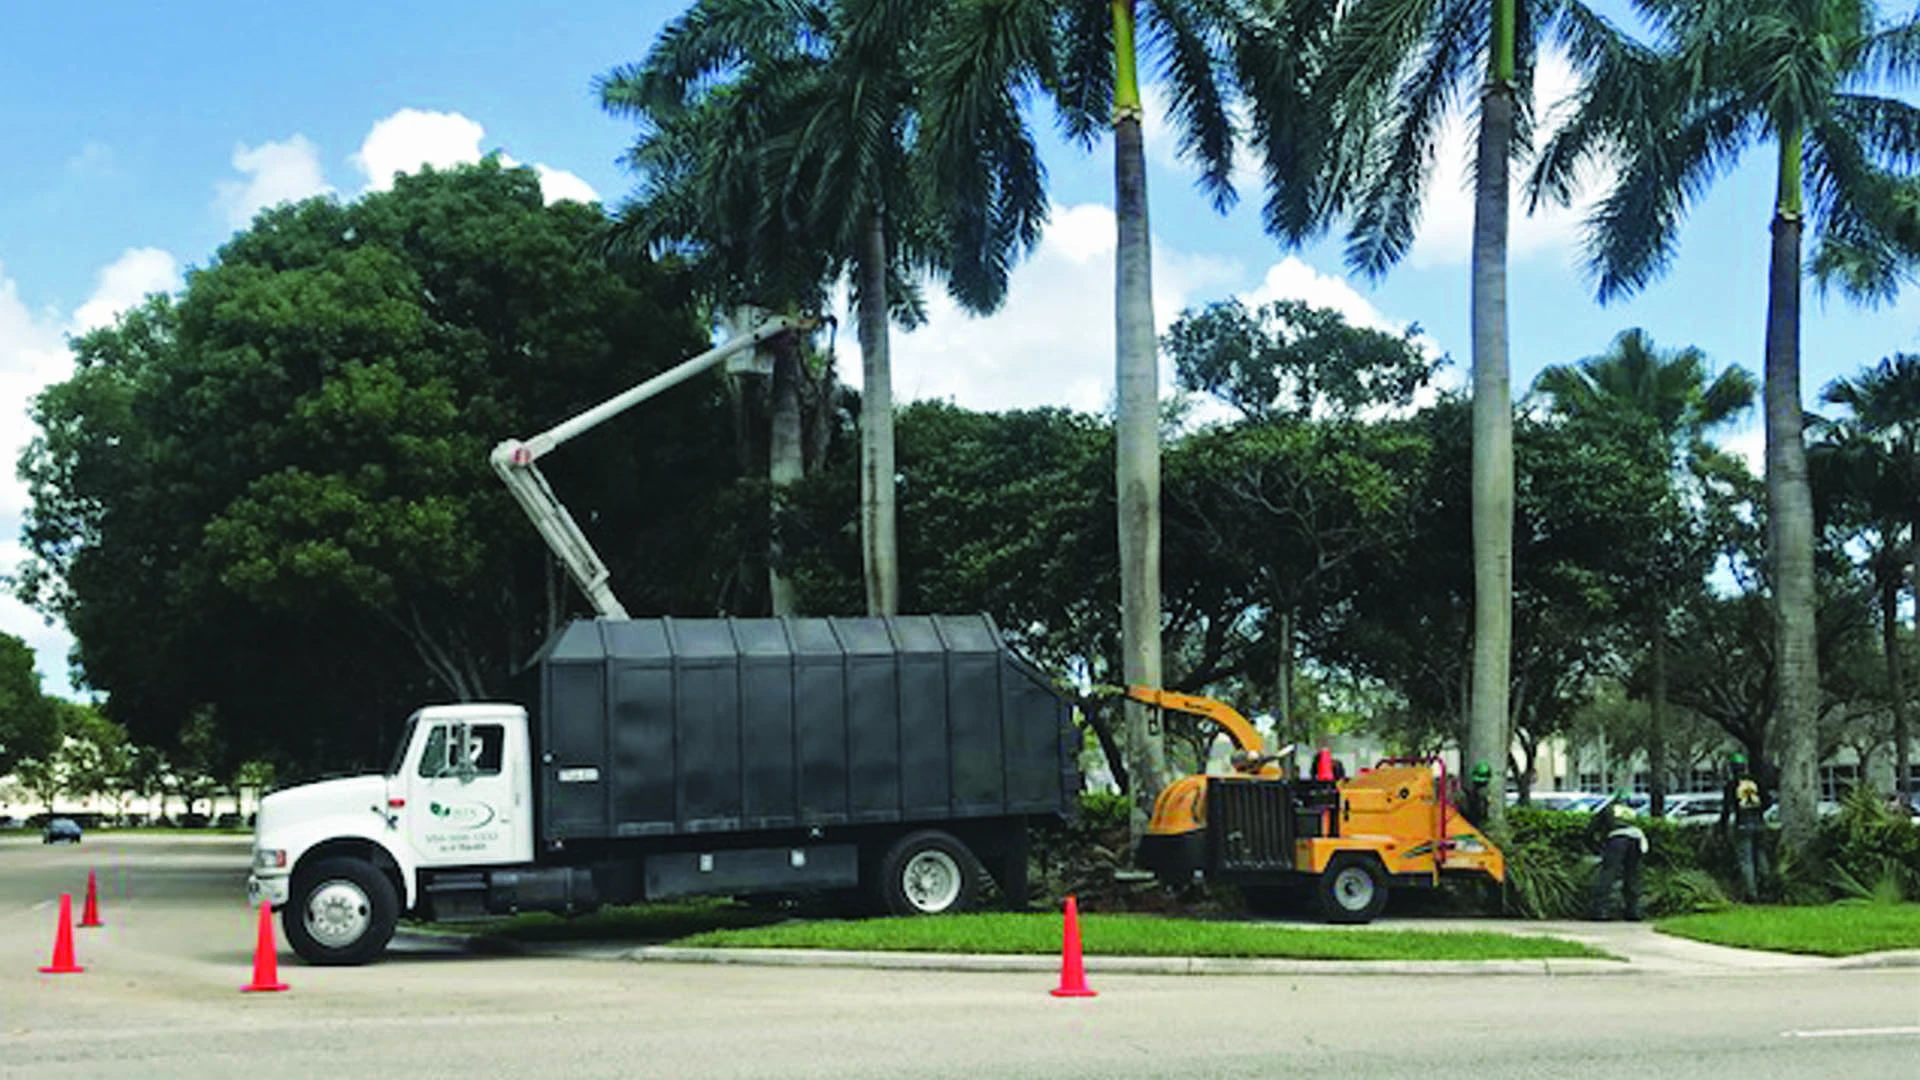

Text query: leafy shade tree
(1164, 299), (1438, 422)
(1162, 299), (1439, 737)
(1528, 0), (1920, 852)
(919, 0), (1330, 840)
(781, 401), (1123, 777)
(1322, 398), (1667, 782)
(18, 161), (713, 771)
(1532, 328), (1756, 813)
(0, 634), (59, 776)
(1813, 354), (1920, 799)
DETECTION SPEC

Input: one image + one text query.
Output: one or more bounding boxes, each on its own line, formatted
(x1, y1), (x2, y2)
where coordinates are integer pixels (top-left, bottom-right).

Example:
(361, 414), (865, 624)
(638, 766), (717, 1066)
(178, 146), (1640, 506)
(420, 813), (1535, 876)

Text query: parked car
(1517, 791), (1608, 812)
(42, 817), (82, 844)
(1662, 792), (1723, 824)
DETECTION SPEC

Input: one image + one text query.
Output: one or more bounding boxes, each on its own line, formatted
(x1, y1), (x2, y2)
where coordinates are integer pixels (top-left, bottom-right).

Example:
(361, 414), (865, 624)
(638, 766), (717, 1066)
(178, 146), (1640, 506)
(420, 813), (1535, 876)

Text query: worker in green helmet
(1460, 761), (1494, 825)
(1718, 751), (1772, 901)
(1588, 790), (1647, 920)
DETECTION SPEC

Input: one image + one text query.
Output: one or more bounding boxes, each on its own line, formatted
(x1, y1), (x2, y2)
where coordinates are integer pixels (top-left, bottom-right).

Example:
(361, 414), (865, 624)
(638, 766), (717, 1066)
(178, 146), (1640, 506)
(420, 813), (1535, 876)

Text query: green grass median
(675, 913), (1611, 961)
(462, 902), (1611, 961)
(1656, 902), (1920, 956)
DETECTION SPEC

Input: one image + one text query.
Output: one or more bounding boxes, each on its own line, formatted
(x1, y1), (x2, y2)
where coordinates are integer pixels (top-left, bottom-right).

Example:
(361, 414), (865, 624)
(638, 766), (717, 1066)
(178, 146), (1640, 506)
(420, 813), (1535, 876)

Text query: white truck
(248, 321), (1077, 965)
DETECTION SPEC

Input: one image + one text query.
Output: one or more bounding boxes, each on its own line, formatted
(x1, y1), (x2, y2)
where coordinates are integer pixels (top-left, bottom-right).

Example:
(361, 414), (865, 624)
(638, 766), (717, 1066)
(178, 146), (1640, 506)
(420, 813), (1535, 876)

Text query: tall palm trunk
(1467, 48), (1516, 834)
(856, 211), (899, 616)
(768, 333), (804, 616)
(1766, 127), (1820, 853)
(1909, 513), (1919, 799)
(1113, 0), (1166, 844)
(1649, 618), (1668, 814)
(1882, 570), (1910, 802)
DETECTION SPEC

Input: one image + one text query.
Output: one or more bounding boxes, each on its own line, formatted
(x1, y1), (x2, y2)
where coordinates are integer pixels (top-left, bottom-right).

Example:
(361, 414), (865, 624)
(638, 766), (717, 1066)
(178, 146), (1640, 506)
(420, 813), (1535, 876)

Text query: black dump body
(522, 614), (1078, 843)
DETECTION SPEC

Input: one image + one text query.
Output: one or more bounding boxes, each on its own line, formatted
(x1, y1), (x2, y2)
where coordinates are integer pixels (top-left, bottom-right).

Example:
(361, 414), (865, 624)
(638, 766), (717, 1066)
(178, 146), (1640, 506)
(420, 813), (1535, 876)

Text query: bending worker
(1588, 792), (1647, 921)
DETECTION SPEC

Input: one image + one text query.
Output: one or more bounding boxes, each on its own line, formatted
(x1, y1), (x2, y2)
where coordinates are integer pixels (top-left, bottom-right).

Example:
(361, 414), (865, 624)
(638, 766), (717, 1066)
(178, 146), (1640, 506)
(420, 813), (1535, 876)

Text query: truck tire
(284, 857), (399, 966)
(1316, 853), (1389, 924)
(875, 830), (983, 916)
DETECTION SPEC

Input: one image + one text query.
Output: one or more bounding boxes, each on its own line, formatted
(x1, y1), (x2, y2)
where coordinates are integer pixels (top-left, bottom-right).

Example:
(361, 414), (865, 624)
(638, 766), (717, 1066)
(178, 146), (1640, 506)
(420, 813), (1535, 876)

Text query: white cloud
(354, 108), (488, 192)
(68, 248), (181, 336)
(214, 135), (333, 228)
(0, 250), (181, 692)
(859, 202), (1240, 414)
(353, 109), (598, 205)
(533, 164), (598, 206)
(1406, 49), (1598, 269)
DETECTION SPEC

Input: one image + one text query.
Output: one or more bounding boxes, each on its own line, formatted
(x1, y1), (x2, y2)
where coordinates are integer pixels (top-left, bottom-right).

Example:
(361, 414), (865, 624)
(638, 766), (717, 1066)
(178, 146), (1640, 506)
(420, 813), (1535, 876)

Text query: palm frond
(1805, 115), (1914, 305)
(1858, 13), (1920, 89)
(1235, 0), (1355, 246)
(1140, 0), (1239, 212)
(1052, 0), (1116, 145)
(1529, 2), (1659, 212)
(1582, 92), (1754, 302)
(1343, 0), (1476, 279)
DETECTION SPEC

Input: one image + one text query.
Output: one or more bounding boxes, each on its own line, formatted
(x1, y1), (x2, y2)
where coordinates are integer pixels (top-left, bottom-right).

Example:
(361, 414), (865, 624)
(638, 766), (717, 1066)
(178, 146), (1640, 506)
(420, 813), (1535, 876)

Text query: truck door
(405, 718), (531, 867)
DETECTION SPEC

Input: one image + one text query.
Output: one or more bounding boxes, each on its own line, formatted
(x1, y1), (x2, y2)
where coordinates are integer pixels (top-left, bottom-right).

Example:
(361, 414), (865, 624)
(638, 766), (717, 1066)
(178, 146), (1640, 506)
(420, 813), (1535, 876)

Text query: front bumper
(248, 872), (290, 909)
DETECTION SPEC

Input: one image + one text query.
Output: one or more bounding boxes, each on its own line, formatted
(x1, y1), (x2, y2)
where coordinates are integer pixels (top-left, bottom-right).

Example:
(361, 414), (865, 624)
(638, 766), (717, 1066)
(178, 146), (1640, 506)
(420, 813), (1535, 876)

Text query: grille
(1208, 780), (1294, 871)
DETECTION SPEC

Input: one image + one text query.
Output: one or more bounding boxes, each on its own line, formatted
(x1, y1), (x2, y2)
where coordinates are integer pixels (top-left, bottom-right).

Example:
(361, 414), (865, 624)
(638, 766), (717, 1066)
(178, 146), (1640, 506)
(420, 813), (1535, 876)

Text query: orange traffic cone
(241, 901), (289, 993)
(39, 894), (83, 974)
(78, 871), (103, 928)
(1049, 894), (1096, 998)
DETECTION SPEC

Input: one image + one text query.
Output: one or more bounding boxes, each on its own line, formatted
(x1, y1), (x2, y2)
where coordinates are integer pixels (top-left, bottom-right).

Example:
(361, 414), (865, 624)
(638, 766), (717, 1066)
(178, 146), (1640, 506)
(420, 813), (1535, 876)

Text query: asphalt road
(3, 834), (1917, 1079)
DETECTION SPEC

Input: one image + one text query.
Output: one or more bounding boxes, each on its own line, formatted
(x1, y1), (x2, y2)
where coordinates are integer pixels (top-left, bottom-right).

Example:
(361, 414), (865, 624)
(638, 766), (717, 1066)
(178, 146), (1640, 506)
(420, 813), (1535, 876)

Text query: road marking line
(1783, 1026), (1920, 1039)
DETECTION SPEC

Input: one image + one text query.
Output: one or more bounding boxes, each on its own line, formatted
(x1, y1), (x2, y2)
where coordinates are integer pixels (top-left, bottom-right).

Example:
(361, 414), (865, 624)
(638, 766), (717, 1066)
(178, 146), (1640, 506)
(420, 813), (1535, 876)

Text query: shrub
(1644, 867), (1730, 916)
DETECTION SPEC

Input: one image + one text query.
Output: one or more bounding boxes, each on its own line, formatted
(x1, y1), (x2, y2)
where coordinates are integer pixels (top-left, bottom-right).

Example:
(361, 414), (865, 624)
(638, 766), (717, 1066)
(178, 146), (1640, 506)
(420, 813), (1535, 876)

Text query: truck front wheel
(876, 830), (983, 916)
(284, 857), (399, 966)
(1317, 853), (1389, 924)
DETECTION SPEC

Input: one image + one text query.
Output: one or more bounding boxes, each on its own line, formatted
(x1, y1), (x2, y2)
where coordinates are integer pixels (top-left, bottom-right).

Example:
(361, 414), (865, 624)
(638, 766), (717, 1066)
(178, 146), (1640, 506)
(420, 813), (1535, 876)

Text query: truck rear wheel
(284, 857), (399, 966)
(1317, 853), (1389, 924)
(875, 830), (983, 916)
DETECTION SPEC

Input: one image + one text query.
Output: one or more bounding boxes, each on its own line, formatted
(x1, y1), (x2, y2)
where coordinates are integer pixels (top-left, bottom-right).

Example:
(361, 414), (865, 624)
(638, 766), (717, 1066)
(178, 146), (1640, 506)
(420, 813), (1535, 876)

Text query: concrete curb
(628, 945), (1637, 976)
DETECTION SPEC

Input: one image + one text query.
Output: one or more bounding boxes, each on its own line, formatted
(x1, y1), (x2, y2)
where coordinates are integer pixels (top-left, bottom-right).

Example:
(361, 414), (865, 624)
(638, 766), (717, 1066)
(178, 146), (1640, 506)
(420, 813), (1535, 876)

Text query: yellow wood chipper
(1126, 687), (1505, 922)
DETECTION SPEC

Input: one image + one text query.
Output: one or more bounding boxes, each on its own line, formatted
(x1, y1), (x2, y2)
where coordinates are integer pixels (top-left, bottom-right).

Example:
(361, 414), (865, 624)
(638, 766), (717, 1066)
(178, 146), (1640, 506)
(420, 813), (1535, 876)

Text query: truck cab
(249, 704), (534, 965)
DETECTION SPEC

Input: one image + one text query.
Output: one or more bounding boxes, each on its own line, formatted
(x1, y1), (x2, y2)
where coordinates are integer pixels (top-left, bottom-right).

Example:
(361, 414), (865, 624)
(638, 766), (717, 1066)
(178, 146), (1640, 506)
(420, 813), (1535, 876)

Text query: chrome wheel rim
(1333, 866), (1375, 911)
(902, 850), (962, 913)
(305, 879), (372, 948)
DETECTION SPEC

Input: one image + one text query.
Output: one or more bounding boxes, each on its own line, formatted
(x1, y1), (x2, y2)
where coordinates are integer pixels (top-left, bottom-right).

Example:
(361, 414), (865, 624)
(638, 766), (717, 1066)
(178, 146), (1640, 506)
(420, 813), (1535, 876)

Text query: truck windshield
(387, 716), (419, 777)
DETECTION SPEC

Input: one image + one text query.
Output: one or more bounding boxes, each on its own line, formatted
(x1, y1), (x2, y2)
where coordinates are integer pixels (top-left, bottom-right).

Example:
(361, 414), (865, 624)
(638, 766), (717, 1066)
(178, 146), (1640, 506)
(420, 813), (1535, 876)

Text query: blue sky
(3, 0), (1916, 692)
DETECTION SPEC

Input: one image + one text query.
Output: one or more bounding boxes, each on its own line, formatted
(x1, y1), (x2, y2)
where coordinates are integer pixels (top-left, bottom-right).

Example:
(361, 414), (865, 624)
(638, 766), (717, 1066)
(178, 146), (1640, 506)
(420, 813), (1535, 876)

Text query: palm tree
(917, 0), (1326, 838)
(1814, 355), (1920, 801)
(1272, 0), (1608, 832)
(1533, 329), (1756, 815)
(599, 79), (834, 615)
(603, 0), (1019, 618)
(1528, 0), (1920, 851)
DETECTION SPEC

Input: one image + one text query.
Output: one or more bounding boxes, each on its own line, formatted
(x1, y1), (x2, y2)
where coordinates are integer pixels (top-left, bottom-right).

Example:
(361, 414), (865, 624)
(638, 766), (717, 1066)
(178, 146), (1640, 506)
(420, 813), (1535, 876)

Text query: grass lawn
(458, 903), (1609, 960)
(1656, 902), (1920, 956)
(669, 912), (1611, 961)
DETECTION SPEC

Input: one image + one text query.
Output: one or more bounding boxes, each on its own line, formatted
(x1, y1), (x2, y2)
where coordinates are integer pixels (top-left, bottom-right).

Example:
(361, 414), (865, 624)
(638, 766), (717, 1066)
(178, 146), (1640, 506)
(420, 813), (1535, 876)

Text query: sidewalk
(613, 918), (1920, 978)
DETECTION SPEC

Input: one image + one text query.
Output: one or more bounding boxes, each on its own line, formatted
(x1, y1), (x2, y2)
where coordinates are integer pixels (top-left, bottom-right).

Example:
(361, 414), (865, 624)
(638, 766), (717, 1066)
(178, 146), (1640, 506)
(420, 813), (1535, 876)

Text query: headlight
(253, 848), (287, 871)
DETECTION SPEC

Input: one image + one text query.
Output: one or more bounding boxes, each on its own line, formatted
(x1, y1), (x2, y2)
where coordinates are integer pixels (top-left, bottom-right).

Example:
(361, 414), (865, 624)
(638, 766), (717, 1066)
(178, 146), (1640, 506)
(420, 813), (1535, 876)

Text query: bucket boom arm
(490, 316), (808, 619)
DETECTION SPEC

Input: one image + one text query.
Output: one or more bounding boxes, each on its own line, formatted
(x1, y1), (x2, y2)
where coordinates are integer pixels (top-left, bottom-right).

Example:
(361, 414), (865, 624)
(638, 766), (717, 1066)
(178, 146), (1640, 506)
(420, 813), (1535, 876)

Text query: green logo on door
(427, 801), (496, 830)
